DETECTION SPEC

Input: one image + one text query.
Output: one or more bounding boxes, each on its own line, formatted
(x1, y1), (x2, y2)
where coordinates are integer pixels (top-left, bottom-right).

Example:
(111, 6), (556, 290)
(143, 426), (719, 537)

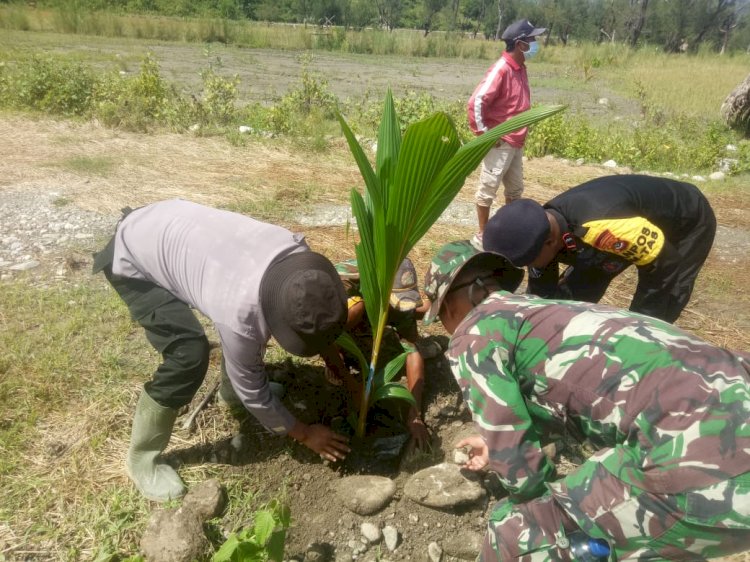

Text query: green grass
(57, 155), (118, 176)
(0, 274), (284, 559)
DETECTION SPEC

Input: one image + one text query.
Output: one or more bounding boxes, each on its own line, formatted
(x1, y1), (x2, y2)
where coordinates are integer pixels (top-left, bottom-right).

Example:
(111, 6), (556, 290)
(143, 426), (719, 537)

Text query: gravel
(0, 189), (115, 280)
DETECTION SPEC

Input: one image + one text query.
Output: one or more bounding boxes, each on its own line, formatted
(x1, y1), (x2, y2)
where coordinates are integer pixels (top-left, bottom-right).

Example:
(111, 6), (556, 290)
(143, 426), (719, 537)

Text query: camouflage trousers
(481, 456), (750, 561)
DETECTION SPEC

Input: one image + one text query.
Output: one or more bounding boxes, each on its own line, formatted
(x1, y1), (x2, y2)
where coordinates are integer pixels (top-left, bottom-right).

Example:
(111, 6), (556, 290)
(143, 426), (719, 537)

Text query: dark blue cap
(482, 199), (550, 267)
(501, 19), (547, 42)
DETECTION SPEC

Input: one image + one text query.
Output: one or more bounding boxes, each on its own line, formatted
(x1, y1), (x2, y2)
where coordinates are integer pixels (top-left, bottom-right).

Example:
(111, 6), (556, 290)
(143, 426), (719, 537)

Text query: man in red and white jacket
(467, 19), (546, 247)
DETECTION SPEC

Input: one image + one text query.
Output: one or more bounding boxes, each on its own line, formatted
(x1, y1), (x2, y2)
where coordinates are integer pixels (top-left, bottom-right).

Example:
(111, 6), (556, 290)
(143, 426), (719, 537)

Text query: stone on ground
(140, 506), (209, 562)
(182, 478), (227, 520)
(443, 530), (484, 560)
(404, 462), (486, 509)
(360, 522), (381, 543)
(382, 525), (399, 551)
(336, 475), (397, 515)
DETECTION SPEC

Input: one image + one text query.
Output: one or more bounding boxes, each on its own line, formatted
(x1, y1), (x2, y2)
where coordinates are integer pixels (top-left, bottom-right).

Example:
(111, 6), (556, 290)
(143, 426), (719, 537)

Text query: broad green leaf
(337, 112), (381, 211)
(340, 94), (567, 438)
(266, 529), (287, 562)
(254, 510), (276, 546)
(382, 351), (409, 384)
(376, 89), (401, 209)
(336, 331), (368, 375)
(351, 189), (381, 331)
(235, 541), (263, 561)
(371, 383), (417, 407)
(211, 534), (240, 562)
(385, 112), (461, 260)
(409, 105), (567, 245)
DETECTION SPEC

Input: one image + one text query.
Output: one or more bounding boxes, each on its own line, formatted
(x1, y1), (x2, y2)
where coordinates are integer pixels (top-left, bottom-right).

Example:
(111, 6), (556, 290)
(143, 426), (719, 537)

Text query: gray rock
(9, 260), (40, 271)
(719, 158), (739, 173)
(305, 543), (332, 562)
(182, 478), (226, 521)
(691, 175), (706, 182)
(404, 463), (486, 509)
(602, 159), (618, 168)
(575, 158), (585, 166)
(453, 449), (469, 465)
(443, 531), (484, 560)
(347, 539), (367, 554)
(709, 171), (726, 181)
(360, 522), (381, 543)
(427, 542), (443, 562)
(230, 433), (247, 452)
(140, 506), (209, 562)
(337, 475), (396, 515)
(382, 525), (399, 551)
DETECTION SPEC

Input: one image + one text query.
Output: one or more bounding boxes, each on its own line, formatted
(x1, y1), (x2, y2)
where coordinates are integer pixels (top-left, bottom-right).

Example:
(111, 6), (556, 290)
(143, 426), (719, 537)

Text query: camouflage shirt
(448, 291), (750, 502)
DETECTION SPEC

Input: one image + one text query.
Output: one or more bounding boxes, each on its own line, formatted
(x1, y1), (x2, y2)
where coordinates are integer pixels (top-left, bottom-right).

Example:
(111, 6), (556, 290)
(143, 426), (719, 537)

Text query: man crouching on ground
(93, 199), (350, 502)
(422, 240), (750, 561)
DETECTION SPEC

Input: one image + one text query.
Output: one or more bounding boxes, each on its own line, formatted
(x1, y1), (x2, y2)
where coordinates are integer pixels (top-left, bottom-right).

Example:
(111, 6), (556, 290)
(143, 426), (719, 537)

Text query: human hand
(407, 417), (431, 451)
(455, 434), (489, 471)
(294, 423), (350, 462)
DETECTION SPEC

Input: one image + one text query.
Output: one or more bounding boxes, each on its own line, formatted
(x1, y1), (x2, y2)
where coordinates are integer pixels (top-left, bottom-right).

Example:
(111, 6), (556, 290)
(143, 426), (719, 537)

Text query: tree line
(21, 0), (750, 52)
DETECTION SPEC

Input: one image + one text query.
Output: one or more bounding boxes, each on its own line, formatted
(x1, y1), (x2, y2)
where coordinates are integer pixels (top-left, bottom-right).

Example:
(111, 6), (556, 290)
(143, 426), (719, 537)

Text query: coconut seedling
(338, 90), (565, 438)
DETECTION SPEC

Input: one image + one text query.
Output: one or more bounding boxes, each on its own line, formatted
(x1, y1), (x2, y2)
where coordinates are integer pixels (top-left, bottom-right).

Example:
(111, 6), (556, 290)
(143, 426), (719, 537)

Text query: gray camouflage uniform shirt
(112, 199), (307, 434)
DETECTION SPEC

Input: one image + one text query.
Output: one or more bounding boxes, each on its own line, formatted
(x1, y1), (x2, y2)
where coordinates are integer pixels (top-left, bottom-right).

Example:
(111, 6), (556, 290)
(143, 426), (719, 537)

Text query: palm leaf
(371, 383), (417, 407)
(335, 331), (368, 375)
(382, 351), (409, 384)
(340, 92), (567, 437)
(408, 105), (568, 246)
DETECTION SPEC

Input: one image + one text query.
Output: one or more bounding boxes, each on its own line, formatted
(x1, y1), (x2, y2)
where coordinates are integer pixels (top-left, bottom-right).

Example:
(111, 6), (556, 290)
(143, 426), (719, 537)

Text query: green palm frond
(371, 383), (417, 408)
(339, 90), (567, 437)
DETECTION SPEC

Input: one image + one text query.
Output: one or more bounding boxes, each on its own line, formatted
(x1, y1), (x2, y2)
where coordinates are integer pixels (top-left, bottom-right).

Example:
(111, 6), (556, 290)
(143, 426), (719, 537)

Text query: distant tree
(347, 0), (378, 28)
(464, 0), (492, 37)
(311, 0), (343, 24)
(421, 0), (449, 34)
(626, 0), (650, 46)
(449, 0), (460, 29)
(692, 0), (738, 47)
(374, 0), (403, 29)
(295, 0), (313, 24)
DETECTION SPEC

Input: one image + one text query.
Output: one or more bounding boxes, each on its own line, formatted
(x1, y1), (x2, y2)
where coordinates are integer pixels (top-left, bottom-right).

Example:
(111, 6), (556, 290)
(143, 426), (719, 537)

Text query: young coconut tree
(338, 91), (566, 438)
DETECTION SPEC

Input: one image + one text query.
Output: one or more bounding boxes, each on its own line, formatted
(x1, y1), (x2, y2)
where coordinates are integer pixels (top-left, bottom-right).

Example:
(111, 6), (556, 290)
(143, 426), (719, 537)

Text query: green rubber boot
(126, 392), (186, 502)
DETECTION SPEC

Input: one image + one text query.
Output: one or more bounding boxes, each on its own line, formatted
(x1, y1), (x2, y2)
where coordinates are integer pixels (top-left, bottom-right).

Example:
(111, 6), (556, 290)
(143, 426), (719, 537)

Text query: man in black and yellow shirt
(482, 174), (716, 322)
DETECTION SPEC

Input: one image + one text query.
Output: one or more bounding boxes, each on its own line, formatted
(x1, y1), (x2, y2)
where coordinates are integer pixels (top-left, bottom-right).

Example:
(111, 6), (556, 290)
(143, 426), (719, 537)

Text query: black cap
(483, 199), (550, 267)
(260, 251), (347, 357)
(501, 19), (547, 42)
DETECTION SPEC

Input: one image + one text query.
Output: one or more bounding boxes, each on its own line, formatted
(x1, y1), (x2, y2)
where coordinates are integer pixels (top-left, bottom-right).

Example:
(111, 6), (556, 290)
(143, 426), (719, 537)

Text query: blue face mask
(524, 41), (539, 60)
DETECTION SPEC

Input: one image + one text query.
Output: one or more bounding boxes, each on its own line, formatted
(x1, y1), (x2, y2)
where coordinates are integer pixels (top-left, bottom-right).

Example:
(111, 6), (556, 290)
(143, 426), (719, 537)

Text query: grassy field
(1, 24), (750, 562)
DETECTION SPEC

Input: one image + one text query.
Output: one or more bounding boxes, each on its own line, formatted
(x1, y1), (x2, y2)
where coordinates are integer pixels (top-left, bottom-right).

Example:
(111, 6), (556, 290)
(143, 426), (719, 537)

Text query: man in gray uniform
(93, 199), (350, 502)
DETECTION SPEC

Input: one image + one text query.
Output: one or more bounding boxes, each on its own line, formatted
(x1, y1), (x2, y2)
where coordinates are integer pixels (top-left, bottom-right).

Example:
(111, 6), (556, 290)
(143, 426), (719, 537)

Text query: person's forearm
(405, 351), (425, 419)
(288, 420), (309, 444)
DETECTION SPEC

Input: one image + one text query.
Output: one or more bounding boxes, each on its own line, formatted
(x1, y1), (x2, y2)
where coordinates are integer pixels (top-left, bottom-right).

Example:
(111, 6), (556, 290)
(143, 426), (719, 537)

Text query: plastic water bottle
(563, 530), (611, 561)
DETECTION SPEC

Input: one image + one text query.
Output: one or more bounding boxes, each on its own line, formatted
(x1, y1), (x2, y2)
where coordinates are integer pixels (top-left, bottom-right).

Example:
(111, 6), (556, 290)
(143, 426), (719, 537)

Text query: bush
(525, 107), (742, 174)
(93, 53), (188, 131)
(0, 54), (96, 117)
(195, 67), (240, 125)
(261, 55), (339, 140)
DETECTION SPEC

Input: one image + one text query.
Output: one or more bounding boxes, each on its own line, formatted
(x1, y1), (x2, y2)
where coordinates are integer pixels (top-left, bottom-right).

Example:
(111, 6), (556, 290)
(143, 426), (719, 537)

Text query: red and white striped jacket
(467, 51), (530, 148)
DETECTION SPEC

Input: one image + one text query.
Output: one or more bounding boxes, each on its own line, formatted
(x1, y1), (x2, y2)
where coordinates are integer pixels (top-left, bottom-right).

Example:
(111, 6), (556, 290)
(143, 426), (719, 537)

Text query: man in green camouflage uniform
(422, 240), (750, 561)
